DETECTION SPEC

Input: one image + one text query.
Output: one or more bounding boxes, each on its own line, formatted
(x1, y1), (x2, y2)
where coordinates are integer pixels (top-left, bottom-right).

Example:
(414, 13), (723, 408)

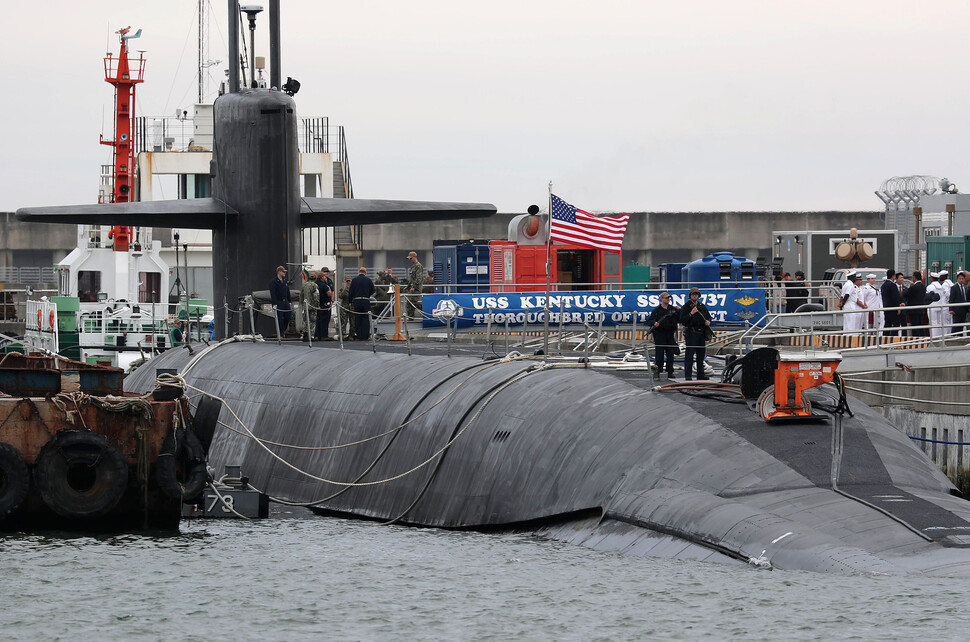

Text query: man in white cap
(862, 273), (883, 336)
(926, 271), (946, 337)
(940, 270), (953, 332)
(839, 272), (865, 334)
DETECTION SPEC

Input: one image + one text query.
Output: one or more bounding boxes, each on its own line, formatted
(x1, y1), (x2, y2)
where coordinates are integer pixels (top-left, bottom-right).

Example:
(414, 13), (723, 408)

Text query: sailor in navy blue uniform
(269, 265), (292, 336)
(679, 287), (712, 380)
(348, 266), (377, 341)
(647, 292), (680, 378)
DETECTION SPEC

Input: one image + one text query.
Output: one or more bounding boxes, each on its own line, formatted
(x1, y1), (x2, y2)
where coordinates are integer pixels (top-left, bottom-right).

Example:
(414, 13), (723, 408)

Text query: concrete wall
(883, 407), (970, 476)
(849, 363), (970, 474)
(360, 210), (887, 277)
(2, 208), (888, 286)
(0, 212), (76, 269)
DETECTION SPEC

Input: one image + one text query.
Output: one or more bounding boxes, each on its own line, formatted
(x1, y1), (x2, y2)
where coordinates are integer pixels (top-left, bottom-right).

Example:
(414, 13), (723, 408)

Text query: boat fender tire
(35, 431), (129, 519)
(0, 443), (30, 519)
(156, 428), (208, 502)
(191, 397), (222, 456)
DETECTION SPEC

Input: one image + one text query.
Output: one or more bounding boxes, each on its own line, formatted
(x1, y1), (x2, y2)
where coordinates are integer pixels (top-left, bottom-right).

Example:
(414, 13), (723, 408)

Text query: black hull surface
(126, 341), (970, 575)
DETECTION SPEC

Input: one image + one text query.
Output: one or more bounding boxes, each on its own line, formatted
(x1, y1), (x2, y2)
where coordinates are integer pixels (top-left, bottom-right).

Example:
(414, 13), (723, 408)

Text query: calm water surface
(1, 506), (967, 641)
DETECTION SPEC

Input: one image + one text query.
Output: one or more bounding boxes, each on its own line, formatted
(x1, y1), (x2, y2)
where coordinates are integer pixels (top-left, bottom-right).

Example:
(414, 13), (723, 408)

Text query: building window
(139, 272), (162, 303)
(78, 271), (101, 302)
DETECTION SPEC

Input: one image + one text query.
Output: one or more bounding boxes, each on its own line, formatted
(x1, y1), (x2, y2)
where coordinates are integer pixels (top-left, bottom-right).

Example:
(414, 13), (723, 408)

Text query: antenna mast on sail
(198, 2), (207, 103)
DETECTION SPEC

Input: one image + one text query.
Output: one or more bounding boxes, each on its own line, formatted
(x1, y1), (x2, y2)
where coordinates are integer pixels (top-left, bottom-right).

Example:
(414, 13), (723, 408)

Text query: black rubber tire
(35, 431), (129, 519)
(0, 443), (30, 519)
(191, 397), (222, 457)
(156, 428), (208, 502)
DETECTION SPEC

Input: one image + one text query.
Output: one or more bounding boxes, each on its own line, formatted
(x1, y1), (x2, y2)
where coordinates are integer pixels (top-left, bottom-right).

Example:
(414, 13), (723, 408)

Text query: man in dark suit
(904, 271), (926, 336)
(880, 268), (904, 336)
(348, 266), (376, 341)
(786, 271), (810, 313)
(949, 271), (969, 336)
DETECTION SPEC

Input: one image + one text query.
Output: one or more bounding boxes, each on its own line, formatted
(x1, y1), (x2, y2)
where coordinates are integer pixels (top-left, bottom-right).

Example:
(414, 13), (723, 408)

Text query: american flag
(550, 194), (629, 253)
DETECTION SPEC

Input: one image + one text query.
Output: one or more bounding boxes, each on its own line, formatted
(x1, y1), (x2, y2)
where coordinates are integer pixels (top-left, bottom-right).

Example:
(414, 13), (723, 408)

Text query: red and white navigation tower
(100, 26), (145, 251)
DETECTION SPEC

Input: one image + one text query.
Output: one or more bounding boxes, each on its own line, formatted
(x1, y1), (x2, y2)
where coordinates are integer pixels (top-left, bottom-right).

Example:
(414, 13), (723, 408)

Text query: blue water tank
(683, 252), (757, 288)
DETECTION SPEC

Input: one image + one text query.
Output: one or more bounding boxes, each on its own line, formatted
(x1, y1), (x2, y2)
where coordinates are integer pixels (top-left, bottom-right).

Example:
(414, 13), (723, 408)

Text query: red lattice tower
(100, 26), (145, 250)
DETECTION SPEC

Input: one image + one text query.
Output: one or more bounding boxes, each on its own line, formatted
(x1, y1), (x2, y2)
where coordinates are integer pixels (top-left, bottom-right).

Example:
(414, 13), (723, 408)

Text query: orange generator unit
(756, 352), (843, 422)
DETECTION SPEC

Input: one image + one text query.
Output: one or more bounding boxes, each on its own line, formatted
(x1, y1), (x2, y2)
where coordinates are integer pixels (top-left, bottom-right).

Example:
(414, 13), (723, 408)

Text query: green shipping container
(52, 296), (80, 312)
(925, 236), (970, 275)
(622, 264), (651, 290)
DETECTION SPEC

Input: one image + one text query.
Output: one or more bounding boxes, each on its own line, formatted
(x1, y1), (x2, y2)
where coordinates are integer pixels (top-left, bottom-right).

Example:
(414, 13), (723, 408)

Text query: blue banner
(422, 289), (766, 328)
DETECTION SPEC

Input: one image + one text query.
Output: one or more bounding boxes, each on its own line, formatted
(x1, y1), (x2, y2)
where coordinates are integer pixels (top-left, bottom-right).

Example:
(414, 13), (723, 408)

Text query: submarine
(125, 340), (970, 576)
(19, 3), (970, 575)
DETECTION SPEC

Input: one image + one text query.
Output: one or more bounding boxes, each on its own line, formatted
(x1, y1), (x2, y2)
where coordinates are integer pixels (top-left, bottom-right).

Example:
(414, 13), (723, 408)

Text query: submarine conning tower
(211, 89), (301, 336)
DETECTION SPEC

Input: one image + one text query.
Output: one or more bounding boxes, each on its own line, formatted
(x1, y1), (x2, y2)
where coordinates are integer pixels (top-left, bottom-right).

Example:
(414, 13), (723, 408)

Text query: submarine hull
(127, 342), (970, 575)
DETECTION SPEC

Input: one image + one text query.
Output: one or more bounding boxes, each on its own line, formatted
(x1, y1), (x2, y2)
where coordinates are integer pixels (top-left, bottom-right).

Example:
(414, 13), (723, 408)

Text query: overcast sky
(2, 1), (968, 214)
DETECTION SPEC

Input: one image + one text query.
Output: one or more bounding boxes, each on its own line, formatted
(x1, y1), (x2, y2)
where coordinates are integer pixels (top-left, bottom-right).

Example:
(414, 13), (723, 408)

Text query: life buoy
(156, 428), (208, 502)
(0, 443), (29, 519)
(36, 309), (42, 331)
(49, 309), (56, 331)
(35, 431), (128, 519)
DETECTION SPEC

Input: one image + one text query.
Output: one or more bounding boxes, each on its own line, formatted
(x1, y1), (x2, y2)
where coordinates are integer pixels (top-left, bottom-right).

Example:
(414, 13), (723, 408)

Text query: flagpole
(543, 181), (552, 360)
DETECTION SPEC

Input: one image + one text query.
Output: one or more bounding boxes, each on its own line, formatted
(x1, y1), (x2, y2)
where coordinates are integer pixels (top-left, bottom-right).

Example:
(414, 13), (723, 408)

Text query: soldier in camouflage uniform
(373, 269), (397, 316)
(337, 276), (355, 339)
(406, 251), (424, 319)
(299, 271), (320, 341)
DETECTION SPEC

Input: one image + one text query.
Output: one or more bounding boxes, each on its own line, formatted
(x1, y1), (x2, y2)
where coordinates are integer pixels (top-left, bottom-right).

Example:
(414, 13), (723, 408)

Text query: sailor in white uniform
(840, 272), (865, 334)
(926, 271), (946, 337)
(862, 273), (883, 336)
(940, 270), (953, 334)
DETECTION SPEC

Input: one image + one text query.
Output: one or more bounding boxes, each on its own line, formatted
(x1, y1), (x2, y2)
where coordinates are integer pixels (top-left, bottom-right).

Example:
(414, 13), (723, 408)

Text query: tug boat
(18, 27), (209, 371)
(0, 352), (211, 531)
(22, 225), (208, 372)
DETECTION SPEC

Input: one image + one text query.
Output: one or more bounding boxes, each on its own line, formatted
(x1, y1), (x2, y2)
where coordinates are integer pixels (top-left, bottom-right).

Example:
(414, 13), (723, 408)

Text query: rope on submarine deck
(841, 385), (970, 406)
(184, 357), (515, 451)
(381, 364), (546, 525)
(160, 354), (547, 503)
(263, 358), (526, 507)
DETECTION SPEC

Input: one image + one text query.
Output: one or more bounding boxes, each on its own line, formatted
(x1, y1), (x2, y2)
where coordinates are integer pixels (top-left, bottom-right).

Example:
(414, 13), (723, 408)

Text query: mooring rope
(175, 356), (542, 489)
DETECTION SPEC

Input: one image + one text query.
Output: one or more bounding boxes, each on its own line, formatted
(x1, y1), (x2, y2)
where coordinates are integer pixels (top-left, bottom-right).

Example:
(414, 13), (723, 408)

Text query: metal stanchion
(632, 313), (638, 353)
(370, 311), (377, 353)
(558, 301), (565, 352)
(337, 303), (345, 349)
(305, 304), (313, 347)
(446, 317), (452, 357)
(404, 313), (412, 356)
(505, 316), (510, 355)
